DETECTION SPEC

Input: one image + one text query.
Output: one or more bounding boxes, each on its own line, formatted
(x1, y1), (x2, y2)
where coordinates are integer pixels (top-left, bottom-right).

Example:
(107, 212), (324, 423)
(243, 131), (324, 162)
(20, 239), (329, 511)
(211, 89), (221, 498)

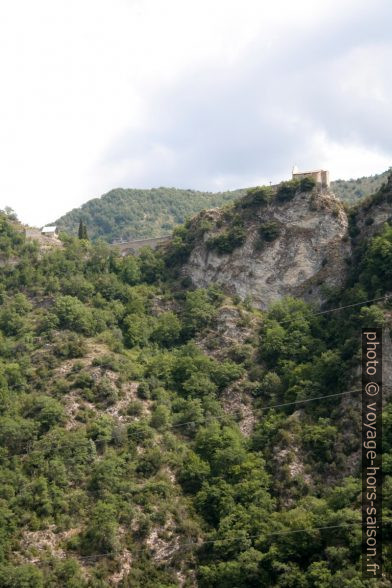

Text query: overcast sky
(1, 0), (391, 226)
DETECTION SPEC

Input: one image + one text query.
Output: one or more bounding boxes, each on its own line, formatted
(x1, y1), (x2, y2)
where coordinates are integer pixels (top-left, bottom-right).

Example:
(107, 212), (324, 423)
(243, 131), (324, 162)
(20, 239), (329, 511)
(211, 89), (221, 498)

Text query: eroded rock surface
(183, 188), (350, 309)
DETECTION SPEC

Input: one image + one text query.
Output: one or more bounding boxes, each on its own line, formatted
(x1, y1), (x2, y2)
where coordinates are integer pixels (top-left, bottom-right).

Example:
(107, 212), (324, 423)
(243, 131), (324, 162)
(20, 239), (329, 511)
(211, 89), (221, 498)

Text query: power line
(270, 294), (390, 327)
(2, 292), (390, 456)
(27, 519), (392, 564)
(170, 387), (365, 429)
(10, 385), (391, 456)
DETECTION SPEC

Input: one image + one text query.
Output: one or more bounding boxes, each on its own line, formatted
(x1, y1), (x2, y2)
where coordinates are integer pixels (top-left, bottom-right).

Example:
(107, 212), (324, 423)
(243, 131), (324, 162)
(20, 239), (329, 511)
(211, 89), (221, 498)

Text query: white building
(41, 226), (58, 237)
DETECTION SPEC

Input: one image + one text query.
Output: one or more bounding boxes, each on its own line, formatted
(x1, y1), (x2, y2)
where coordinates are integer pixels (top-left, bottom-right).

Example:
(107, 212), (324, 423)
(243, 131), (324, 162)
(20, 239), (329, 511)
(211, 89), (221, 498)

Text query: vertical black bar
(362, 329), (382, 579)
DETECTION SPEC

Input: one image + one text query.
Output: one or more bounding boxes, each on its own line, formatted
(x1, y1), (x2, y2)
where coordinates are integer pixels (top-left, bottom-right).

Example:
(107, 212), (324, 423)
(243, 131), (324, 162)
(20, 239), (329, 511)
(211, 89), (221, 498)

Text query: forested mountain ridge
(331, 168), (390, 205)
(0, 175), (392, 586)
(54, 170), (390, 243)
(55, 187), (246, 243)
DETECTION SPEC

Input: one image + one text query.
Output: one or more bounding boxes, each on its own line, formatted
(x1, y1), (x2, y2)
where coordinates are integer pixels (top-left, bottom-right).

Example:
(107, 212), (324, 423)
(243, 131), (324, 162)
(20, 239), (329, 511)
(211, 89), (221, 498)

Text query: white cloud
(0, 0), (391, 225)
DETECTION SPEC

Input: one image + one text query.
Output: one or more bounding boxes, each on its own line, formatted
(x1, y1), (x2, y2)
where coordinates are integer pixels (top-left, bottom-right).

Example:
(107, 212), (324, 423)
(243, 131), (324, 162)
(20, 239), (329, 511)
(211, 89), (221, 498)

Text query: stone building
(292, 166), (330, 188)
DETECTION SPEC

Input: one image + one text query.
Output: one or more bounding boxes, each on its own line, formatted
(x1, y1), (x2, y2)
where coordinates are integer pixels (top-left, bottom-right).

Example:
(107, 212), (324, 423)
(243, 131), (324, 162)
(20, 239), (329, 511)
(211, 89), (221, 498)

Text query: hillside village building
(292, 166), (330, 188)
(41, 226), (58, 237)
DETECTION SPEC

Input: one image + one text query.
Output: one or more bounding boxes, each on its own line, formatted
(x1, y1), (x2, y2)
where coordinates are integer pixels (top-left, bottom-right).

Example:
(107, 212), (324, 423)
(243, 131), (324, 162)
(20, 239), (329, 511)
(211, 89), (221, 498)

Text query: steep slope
(1, 186), (392, 586)
(54, 170), (390, 243)
(177, 181), (350, 309)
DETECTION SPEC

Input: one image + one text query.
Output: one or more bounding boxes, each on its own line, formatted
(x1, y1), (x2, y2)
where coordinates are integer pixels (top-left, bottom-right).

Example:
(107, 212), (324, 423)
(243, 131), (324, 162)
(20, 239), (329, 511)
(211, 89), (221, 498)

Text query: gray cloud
(102, 0), (392, 191)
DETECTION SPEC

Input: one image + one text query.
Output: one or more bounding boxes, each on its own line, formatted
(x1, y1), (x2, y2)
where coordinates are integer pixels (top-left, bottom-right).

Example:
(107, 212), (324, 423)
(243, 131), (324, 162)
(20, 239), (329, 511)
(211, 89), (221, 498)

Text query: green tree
(78, 219), (88, 240)
(0, 564), (44, 587)
(183, 289), (217, 336)
(54, 295), (95, 335)
(151, 311), (181, 347)
(80, 501), (119, 555)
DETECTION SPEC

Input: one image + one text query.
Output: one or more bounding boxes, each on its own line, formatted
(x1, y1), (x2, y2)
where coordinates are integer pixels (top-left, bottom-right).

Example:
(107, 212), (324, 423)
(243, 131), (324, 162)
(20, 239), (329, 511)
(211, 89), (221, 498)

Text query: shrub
(179, 451), (210, 492)
(150, 311), (181, 347)
(54, 296), (95, 335)
(136, 448), (162, 476)
(127, 400), (144, 416)
(183, 289), (217, 335)
(121, 255), (141, 285)
(0, 564), (44, 587)
(239, 186), (273, 208)
(22, 396), (66, 433)
(72, 370), (94, 391)
(259, 221), (280, 242)
(123, 314), (154, 348)
(53, 331), (87, 358)
(150, 404), (171, 430)
(127, 420), (154, 444)
(138, 247), (165, 283)
(277, 180), (300, 202)
(299, 176), (316, 192)
(207, 224), (247, 254)
(303, 419), (337, 461)
(93, 377), (118, 406)
(80, 501), (119, 555)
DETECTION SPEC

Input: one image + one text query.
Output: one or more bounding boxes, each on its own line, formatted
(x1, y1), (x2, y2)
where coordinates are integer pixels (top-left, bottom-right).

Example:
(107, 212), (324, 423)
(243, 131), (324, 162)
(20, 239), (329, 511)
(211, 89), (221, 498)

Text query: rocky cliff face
(183, 187), (351, 309)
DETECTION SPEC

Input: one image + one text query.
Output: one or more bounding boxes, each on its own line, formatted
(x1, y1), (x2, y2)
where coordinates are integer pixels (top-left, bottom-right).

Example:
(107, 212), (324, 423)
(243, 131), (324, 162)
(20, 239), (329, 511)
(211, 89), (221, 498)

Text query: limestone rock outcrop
(182, 188), (351, 309)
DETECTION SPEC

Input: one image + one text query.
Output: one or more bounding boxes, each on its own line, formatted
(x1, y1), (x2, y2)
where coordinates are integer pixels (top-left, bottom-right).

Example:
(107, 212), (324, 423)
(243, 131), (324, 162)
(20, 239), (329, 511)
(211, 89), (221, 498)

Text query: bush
(136, 447), (162, 476)
(303, 419), (337, 461)
(80, 501), (119, 555)
(22, 396), (66, 433)
(207, 219), (247, 254)
(150, 311), (181, 347)
(179, 451), (210, 492)
(123, 314), (154, 348)
(93, 377), (118, 406)
(239, 186), (273, 208)
(53, 331), (87, 358)
(127, 400), (144, 416)
(150, 405), (171, 430)
(360, 224), (392, 292)
(0, 564), (44, 587)
(183, 289), (217, 335)
(299, 176), (316, 192)
(121, 255), (141, 285)
(277, 180), (300, 202)
(127, 420), (154, 444)
(259, 221), (281, 242)
(54, 296), (95, 335)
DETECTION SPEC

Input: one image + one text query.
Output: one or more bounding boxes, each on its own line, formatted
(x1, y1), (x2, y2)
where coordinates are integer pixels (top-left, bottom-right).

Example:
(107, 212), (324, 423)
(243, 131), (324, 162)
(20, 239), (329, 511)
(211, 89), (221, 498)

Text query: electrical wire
(25, 519), (392, 564)
(9, 385), (392, 456)
(269, 294), (390, 326)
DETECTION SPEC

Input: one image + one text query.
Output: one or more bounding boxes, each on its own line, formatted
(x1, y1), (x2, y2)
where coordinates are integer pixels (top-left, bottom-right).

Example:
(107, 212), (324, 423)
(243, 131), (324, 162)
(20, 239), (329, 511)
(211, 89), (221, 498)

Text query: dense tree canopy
(0, 210), (390, 586)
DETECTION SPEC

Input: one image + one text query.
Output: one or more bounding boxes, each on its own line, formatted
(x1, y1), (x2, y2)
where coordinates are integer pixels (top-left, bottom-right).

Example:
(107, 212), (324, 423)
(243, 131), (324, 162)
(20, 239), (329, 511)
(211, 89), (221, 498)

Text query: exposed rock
(19, 526), (80, 564)
(183, 188), (350, 309)
(196, 303), (259, 360)
(220, 380), (256, 436)
(24, 226), (63, 252)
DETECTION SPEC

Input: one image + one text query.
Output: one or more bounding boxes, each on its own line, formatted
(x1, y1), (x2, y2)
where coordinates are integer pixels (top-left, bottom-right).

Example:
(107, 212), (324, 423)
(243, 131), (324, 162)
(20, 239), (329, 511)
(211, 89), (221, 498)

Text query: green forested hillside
(55, 187), (245, 243)
(331, 169), (390, 205)
(0, 195), (391, 586)
(55, 171), (390, 243)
